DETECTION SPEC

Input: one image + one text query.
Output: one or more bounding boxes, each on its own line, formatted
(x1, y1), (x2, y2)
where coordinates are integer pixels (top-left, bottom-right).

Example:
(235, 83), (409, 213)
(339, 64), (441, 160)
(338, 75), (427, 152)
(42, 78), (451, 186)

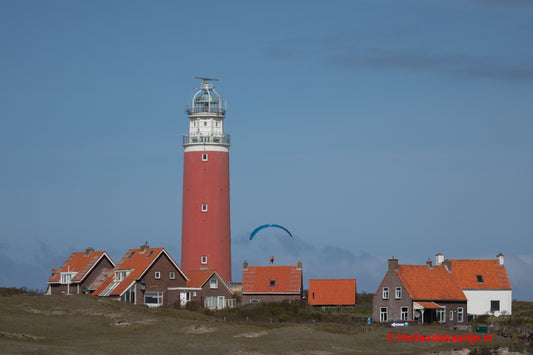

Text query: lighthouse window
(201, 256), (207, 264)
(202, 153), (208, 161)
(204, 122), (207, 126)
(201, 204), (208, 212)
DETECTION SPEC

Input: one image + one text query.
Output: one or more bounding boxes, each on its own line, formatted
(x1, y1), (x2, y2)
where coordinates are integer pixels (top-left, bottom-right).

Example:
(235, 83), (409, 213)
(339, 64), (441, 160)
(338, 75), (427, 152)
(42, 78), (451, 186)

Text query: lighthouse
(181, 78), (231, 282)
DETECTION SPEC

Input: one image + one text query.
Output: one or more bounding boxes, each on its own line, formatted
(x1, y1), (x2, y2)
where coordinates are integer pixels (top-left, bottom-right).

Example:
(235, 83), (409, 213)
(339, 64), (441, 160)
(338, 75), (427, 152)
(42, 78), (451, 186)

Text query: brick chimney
(140, 243), (150, 253)
(85, 248), (95, 256)
(297, 261), (302, 270)
(388, 258), (398, 272)
(243, 261), (248, 270)
(426, 259), (433, 269)
(497, 253), (504, 266)
(442, 260), (452, 272)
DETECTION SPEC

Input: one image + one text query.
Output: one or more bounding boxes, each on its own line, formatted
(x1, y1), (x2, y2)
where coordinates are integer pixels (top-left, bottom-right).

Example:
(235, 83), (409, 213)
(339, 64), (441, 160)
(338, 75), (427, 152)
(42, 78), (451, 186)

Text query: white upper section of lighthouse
(183, 78), (230, 152)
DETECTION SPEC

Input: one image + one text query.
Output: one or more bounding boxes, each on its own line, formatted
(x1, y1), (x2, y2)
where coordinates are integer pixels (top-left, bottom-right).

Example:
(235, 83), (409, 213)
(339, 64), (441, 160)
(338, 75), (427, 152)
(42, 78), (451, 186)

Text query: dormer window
(477, 275), (484, 282)
(115, 271), (128, 281)
(60, 272), (77, 284)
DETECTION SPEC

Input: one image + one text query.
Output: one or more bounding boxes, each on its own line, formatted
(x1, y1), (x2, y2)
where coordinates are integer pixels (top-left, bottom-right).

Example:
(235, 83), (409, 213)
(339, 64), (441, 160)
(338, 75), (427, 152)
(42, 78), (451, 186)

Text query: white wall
(463, 289), (512, 316)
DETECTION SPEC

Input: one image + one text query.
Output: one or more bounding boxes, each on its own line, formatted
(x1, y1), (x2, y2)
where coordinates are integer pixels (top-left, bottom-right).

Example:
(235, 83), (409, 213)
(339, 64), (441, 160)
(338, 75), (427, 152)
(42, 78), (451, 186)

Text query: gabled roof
(185, 270), (234, 294)
(242, 265), (302, 294)
(448, 259), (511, 290)
(396, 265), (466, 301)
(48, 250), (115, 284)
(93, 247), (187, 297)
(308, 279), (356, 306)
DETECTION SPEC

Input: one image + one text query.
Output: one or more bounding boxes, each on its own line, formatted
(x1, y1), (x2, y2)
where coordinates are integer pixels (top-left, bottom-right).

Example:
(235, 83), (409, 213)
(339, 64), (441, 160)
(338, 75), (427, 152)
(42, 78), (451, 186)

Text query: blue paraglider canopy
(250, 224), (293, 240)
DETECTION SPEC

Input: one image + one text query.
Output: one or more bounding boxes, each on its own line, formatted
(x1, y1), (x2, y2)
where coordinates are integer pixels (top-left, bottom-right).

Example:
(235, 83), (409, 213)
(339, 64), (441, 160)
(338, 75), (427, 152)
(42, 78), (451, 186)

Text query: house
(308, 279), (357, 308)
(435, 253), (512, 317)
(373, 258), (467, 325)
(168, 269), (236, 309)
(93, 244), (188, 307)
(46, 248), (115, 295)
(241, 261), (303, 304)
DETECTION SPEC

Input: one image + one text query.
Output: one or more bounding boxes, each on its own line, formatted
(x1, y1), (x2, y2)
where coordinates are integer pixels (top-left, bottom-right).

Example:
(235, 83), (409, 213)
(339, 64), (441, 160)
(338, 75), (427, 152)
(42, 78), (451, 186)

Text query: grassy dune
(0, 290), (530, 354)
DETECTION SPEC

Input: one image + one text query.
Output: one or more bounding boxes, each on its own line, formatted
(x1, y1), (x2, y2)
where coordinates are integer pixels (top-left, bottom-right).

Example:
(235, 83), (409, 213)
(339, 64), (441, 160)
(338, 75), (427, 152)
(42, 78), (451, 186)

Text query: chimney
(442, 260), (452, 272)
(497, 253), (504, 266)
(297, 261), (302, 270)
(85, 247), (95, 256)
(243, 261), (248, 270)
(140, 243), (149, 253)
(435, 253), (444, 265)
(388, 258), (398, 272)
(426, 259), (433, 269)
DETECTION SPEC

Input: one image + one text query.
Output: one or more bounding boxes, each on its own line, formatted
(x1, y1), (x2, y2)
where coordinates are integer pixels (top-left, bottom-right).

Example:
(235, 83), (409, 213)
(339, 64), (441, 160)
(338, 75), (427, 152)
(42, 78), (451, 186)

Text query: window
(60, 272), (77, 285)
(155, 271), (161, 280)
(401, 307), (409, 320)
(477, 275), (484, 282)
(449, 310), (453, 321)
(270, 280), (276, 287)
(380, 307), (388, 322)
(457, 307), (464, 322)
(205, 296), (219, 309)
(193, 291), (197, 297)
(490, 300), (500, 312)
(250, 299), (260, 303)
(437, 307), (446, 323)
(144, 292), (163, 307)
(115, 271), (127, 281)
(382, 287), (389, 299)
(201, 204), (208, 212)
(395, 287), (402, 299)
(169, 271), (175, 280)
(121, 286), (135, 303)
(210, 279), (218, 289)
(204, 122), (207, 126)
(201, 256), (207, 264)
(202, 153), (208, 161)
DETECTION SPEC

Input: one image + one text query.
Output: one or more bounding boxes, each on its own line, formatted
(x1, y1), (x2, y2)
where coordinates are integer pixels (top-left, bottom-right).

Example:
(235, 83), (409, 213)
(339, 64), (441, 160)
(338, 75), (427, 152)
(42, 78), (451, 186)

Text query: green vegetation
(0, 287), (530, 354)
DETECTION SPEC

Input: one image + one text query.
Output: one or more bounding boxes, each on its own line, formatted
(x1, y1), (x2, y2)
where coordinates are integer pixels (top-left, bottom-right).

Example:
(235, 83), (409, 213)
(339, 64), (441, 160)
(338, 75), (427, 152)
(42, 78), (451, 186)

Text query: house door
(180, 292), (189, 307)
(217, 296), (225, 309)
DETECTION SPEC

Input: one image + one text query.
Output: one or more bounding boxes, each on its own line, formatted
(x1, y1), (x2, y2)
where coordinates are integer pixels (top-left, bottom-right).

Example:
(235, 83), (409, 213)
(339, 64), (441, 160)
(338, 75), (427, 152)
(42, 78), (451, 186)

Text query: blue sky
(1, 0), (532, 300)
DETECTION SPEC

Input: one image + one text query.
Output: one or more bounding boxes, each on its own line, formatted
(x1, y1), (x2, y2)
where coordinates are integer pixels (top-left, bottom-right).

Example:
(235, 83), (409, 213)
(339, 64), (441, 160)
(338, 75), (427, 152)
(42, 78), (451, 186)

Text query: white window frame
(169, 271), (175, 280)
(382, 287), (389, 299)
(380, 307), (388, 322)
(457, 307), (464, 323)
(210, 278), (218, 289)
(395, 287), (402, 299)
(155, 271), (161, 280)
(437, 307), (446, 323)
(201, 255), (207, 264)
(202, 153), (208, 161)
(401, 307), (409, 320)
(201, 204), (208, 212)
(144, 292), (163, 307)
(449, 310), (453, 321)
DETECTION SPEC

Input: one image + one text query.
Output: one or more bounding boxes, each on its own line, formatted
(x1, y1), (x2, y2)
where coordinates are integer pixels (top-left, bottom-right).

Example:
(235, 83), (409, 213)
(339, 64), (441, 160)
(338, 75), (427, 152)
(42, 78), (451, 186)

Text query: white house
(435, 253), (512, 317)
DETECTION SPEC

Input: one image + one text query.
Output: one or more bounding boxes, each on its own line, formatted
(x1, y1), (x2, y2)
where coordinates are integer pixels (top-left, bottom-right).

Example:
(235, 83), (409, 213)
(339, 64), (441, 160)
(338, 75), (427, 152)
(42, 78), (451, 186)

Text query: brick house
(308, 279), (357, 307)
(435, 253), (512, 317)
(373, 258), (467, 325)
(46, 248), (115, 295)
(93, 245), (188, 307)
(168, 270), (236, 309)
(242, 261), (303, 304)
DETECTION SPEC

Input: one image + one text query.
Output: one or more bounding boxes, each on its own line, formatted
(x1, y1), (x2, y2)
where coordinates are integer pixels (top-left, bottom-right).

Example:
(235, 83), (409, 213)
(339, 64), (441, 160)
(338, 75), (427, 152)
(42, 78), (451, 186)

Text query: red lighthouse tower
(181, 78), (231, 281)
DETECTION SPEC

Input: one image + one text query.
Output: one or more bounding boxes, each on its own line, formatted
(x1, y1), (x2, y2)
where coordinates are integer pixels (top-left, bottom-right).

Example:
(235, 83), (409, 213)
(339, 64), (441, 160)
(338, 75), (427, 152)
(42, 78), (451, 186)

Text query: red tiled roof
(397, 265), (466, 301)
(415, 301), (443, 309)
(93, 247), (185, 297)
(185, 270), (217, 288)
(448, 259), (511, 290)
(242, 265), (302, 294)
(308, 279), (356, 306)
(48, 250), (115, 283)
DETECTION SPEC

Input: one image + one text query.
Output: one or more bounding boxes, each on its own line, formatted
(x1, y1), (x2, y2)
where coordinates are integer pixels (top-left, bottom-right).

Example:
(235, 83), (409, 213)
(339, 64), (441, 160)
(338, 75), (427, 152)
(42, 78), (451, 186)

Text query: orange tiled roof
(242, 265), (302, 294)
(397, 265), (466, 301)
(185, 270), (217, 288)
(308, 279), (356, 306)
(48, 250), (115, 283)
(93, 247), (185, 297)
(448, 259), (511, 290)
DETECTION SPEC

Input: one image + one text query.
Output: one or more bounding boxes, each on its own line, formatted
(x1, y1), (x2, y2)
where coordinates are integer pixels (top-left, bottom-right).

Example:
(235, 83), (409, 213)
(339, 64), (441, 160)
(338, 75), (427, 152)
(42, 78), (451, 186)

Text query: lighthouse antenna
(195, 76), (219, 82)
